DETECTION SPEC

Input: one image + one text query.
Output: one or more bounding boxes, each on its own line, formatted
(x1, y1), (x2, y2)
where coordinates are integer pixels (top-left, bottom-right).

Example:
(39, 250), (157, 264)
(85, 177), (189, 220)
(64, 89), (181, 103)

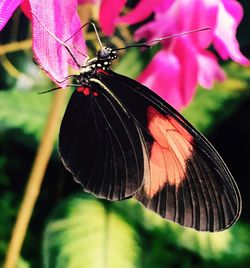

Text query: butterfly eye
(98, 47), (110, 59)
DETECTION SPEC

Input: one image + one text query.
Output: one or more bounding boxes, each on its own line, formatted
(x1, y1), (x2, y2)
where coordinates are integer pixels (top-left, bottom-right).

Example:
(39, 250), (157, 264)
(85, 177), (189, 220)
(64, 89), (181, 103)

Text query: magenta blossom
(1, 0), (249, 109)
(100, 0), (249, 110)
(0, 0), (86, 87)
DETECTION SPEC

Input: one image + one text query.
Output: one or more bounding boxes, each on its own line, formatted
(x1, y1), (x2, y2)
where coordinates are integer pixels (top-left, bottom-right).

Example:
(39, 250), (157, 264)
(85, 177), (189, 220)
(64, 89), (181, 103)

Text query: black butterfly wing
(96, 70), (241, 231)
(59, 85), (149, 200)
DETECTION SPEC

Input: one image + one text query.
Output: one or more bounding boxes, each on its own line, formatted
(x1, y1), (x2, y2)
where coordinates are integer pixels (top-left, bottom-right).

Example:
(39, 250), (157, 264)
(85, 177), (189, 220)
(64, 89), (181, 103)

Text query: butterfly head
(97, 46), (118, 61)
(80, 46), (118, 75)
(93, 46), (118, 71)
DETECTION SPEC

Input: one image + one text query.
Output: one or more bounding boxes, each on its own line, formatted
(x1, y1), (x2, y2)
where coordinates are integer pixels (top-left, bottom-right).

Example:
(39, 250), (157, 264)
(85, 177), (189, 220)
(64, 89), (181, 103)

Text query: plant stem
(3, 90), (67, 268)
(0, 40), (32, 55)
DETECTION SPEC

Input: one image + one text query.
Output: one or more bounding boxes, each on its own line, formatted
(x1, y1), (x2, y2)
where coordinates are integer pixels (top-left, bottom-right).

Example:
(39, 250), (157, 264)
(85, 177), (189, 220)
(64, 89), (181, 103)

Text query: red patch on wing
(93, 91), (99, 96)
(77, 87), (90, 96)
(97, 69), (109, 75)
(144, 107), (193, 197)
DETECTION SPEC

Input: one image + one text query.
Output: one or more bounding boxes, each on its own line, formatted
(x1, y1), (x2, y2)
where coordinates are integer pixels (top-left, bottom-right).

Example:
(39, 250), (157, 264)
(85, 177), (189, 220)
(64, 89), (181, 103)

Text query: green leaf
(0, 89), (53, 142)
(43, 194), (140, 268)
(135, 207), (250, 265)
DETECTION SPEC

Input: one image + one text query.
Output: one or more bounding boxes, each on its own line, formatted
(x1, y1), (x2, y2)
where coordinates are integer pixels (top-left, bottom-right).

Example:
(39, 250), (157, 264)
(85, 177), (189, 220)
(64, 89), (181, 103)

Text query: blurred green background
(0, 1), (250, 268)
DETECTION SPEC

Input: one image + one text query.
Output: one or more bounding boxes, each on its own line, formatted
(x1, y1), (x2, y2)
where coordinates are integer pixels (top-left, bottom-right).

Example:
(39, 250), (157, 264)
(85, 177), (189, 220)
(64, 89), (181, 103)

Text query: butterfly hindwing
(59, 84), (148, 200)
(96, 70), (241, 231)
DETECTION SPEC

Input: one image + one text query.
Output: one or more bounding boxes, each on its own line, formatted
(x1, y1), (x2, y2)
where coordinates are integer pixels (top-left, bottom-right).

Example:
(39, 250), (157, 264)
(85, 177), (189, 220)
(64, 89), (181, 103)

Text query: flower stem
(3, 90), (67, 268)
(0, 40), (32, 55)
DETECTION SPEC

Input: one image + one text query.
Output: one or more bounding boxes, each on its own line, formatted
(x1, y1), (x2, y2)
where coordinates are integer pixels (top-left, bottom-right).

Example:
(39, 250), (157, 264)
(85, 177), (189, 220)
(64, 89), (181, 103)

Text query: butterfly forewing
(59, 85), (148, 200)
(95, 70), (241, 231)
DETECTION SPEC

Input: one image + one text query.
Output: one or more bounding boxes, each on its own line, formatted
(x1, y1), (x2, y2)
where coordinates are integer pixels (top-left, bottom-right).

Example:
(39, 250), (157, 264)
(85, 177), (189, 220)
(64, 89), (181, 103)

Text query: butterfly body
(59, 46), (241, 231)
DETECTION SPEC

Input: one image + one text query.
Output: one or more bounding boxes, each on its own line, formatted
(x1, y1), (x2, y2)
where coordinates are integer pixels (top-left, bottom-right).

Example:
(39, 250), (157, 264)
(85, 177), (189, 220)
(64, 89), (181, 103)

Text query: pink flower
(100, 0), (249, 109)
(213, 0), (248, 64)
(0, 0), (23, 30)
(99, 0), (126, 35)
(0, 0), (86, 87)
(137, 38), (200, 110)
(1, 0), (248, 109)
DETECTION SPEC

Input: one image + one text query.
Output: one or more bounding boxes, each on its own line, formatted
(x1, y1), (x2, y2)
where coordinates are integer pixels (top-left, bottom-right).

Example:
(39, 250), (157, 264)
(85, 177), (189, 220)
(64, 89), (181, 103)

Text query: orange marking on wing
(168, 116), (193, 143)
(143, 107), (193, 197)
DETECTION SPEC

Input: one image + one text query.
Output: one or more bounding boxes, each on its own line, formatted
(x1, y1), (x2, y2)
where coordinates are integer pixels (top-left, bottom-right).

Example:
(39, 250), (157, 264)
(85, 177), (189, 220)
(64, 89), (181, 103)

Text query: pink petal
(138, 38), (198, 110)
(158, 0), (217, 48)
(99, 0), (126, 35)
(154, 0), (175, 15)
(197, 50), (226, 88)
(137, 50), (182, 110)
(30, 0), (86, 87)
(184, 0), (218, 48)
(135, 19), (173, 43)
(0, 0), (23, 31)
(171, 38), (199, 108)
(213, 0), (249, 65)
(116, 0), (162, 25)
(135, 0), (216, 49)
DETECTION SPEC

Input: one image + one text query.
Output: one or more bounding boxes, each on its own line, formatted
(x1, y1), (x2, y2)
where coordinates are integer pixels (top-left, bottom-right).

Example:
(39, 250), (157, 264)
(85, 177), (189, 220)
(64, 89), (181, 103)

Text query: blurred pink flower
(99, 0), (126, 35)
(0, 0), (248, 108)
(0, 0), (22, 30)
(100, 0), (249, 110)
(137, 41), (198, 109)
(0, 0), (87, 87)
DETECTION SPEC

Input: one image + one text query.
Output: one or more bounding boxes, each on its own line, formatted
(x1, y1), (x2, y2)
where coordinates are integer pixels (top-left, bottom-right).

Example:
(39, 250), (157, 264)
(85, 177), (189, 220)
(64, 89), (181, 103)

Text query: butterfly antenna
(61, 22), (103, 49)
(59, 22), (93, 59)
(38, 87), (62, 94)
(57, 21), (103, 59)
(38, 81), (82, 94)
(89, 22), (104, 49)
(115, 27), (210, 51)
(63, 22), (90, 44)
(31, 12), (81, 68)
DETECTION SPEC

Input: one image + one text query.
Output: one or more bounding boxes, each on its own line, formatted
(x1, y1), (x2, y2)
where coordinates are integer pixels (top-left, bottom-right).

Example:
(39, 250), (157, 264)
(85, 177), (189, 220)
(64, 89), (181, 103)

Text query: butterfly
(32, 16), (240, 232)
(55, 38), (242, 232)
